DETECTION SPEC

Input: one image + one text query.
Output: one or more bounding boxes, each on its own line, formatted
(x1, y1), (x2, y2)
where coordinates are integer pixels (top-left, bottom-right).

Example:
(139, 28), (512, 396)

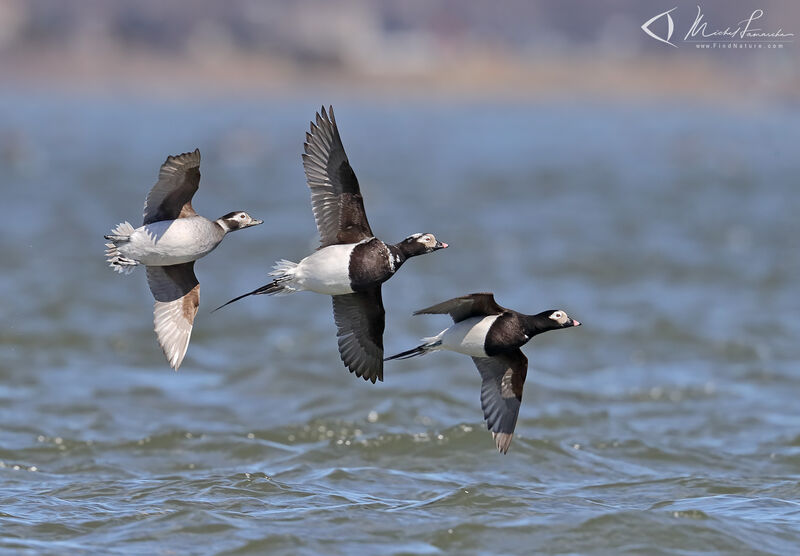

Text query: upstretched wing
(472, 350), (528, 454)
(414, 293), (505, 323)
(145, 263), (200, 370)
(331, 287), (385, 383)
(143, 149), (201, 225)
(302, 106), (373, 247)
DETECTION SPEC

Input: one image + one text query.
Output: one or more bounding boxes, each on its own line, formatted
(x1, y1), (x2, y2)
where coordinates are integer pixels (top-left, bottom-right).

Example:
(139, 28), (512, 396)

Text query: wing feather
(472, 350), (528, 454)
(143, 149), (201, 225)
(331, 288), (385, 383)
(302, 106), (373, 246)
(414, 293), (505, 323)
(145, 263), (200, 370)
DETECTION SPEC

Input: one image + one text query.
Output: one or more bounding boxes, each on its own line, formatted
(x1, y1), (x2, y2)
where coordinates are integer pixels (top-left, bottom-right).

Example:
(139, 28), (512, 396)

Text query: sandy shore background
(1, 0), (797, 103)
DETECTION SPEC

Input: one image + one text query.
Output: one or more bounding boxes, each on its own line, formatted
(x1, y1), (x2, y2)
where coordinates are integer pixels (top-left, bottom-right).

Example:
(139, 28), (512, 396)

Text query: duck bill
(570, 319), (581, 327)
(434, 241), (448, 250)
(245, 219), (264, 228)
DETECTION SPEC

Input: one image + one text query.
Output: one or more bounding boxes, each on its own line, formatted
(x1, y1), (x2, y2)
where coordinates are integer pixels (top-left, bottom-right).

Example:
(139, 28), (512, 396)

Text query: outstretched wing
(145, 262), (200, 370)
(472, 350), (528, 454)
(143, 149), (201, 225)
(331, 287), (385, 383)
(414, 292), (505, 323)
(302, 106), (373, 247)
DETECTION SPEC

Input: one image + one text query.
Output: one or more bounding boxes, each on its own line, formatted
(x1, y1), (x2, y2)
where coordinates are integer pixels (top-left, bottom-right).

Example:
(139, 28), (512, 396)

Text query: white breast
(292, 243), (358, 295)
(118, 217), (222, 266)
(438, 315), (499, 357)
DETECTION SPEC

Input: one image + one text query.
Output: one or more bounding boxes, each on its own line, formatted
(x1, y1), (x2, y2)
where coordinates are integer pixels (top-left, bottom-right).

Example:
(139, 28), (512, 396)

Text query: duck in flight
(105, 149), (262, 369)
(216, 106), (447, 383)
(385, 293), (580, 453)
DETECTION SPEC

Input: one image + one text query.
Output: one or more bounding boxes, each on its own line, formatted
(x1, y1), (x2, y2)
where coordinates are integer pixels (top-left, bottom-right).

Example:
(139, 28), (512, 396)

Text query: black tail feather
(212, 281), (284, 313)
(384, 345), (428, 361)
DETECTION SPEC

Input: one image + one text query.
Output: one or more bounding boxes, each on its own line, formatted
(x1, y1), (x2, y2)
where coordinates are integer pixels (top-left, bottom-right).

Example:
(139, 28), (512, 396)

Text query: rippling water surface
(1, 95), (799, 554)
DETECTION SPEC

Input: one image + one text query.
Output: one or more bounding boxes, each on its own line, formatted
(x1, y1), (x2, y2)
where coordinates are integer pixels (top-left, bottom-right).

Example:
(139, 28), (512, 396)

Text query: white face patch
(224, 212), (262, 231)
(223, 212), (248, 229)
(416, 233), (437, 248)
(549, 310), (570, 325)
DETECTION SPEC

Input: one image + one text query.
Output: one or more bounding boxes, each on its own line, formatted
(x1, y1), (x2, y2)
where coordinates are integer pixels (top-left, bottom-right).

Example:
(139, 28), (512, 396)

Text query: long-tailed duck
(385, 293), (580, 453)
(215, 106), (447, 383)
(104, 148), (262, 369)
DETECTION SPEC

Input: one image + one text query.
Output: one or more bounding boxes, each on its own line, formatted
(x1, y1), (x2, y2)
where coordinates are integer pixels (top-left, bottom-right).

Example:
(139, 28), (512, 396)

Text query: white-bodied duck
(105, 149), (262, 369)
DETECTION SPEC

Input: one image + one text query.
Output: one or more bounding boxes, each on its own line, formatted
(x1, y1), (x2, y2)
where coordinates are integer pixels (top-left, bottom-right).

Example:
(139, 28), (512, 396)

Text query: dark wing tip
(314, 105), (335, 128)
(162, 149), (201, 169)
(333, 291), (385, 385)
(345, 358), (383, 383)
(304, 122), (320, 157)
(302, 133), (317, 157)
(412, 307), (443, 316)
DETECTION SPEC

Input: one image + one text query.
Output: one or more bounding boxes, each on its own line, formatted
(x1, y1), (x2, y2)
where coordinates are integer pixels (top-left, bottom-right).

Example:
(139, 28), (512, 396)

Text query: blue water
(1, 94), (799, 554)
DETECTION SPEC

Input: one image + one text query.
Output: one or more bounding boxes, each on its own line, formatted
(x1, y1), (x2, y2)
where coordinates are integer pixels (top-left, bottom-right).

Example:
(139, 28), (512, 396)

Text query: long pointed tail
(213, 259), (298, 313)
(384, 342), (438, 361)
(212, 281), (285, 312)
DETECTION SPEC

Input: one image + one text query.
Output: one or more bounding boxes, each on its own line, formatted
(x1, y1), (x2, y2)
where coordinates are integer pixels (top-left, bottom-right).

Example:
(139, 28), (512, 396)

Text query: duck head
(396, 233), (448, 258)
(216, 211), (263, 233)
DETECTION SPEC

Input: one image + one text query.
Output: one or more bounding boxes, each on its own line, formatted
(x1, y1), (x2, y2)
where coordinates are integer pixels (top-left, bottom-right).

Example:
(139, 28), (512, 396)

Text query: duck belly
(118, 218), (221, 266)
(292, 244), (357, 295)
(438, 315), (500, 357)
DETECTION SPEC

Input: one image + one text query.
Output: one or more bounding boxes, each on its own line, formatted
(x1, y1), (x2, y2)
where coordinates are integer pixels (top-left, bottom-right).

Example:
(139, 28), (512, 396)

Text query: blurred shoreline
(0, 0), (797, 105)
(3, 48), (798, 106)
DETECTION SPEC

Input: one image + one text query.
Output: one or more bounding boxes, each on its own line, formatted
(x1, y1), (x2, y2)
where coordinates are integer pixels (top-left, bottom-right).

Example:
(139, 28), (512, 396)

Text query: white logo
(641, 7), (678, 47)
(642, 6), (793, 49)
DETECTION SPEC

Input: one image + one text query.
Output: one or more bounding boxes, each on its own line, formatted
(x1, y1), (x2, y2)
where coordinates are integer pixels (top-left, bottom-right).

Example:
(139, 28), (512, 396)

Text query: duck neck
(522, 314), (552, 337)
(387, 244), (409, 271)
(213, 218), (232, 235)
